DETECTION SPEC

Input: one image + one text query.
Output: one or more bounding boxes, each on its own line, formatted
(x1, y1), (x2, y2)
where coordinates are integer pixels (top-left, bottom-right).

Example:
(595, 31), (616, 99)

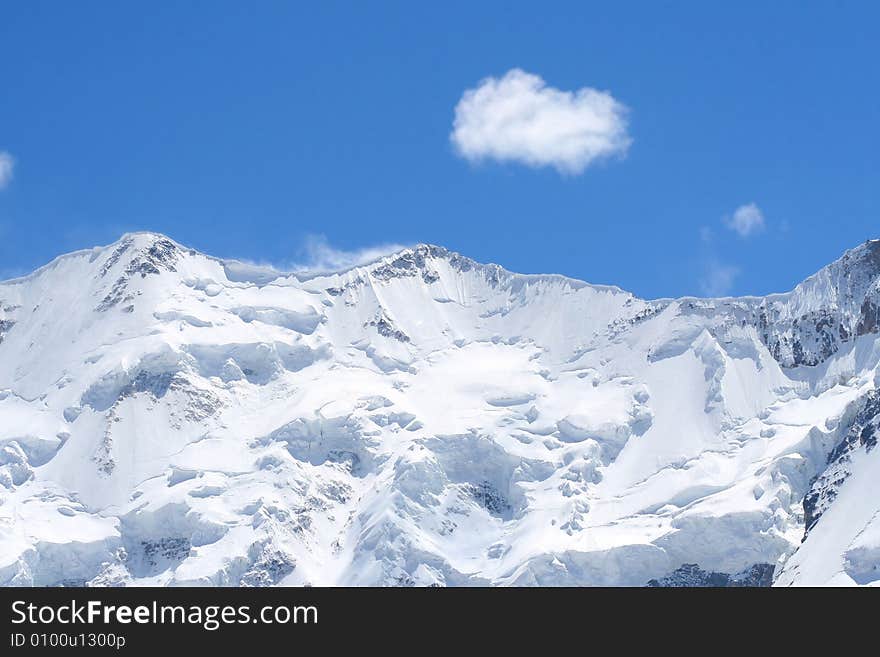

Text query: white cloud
(724, 202), (765, 237)
(292, 235), (408, 273)
(450, 69), (631, 174)
(700, 259), (739, 297)
(0, 151), (14, 189)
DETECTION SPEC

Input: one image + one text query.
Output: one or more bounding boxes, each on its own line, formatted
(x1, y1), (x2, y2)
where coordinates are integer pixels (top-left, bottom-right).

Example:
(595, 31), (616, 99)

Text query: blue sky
(0, 1), (877, 298)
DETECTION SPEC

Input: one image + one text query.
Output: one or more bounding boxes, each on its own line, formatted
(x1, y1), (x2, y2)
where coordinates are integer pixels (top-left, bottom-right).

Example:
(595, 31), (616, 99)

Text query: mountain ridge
(7, 232), (880, 318)
(7, 230), (879, 294)
(2, 232), (880, 586)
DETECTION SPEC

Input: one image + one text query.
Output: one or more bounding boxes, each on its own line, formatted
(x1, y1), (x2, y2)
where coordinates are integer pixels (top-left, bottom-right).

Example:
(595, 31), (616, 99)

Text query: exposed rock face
(0, 318), (14, 344)
(647, 563), (775, 587)
(97, 237), (180, 311)
(803, 390), (880, 537)
(3, 232), (880, 586)
(367, 312), (411, 343)
(755, 240), (880, 368)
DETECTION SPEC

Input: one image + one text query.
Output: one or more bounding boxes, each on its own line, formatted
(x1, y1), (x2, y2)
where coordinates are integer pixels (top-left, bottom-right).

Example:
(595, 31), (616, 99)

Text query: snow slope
(2, 232), (880, 586)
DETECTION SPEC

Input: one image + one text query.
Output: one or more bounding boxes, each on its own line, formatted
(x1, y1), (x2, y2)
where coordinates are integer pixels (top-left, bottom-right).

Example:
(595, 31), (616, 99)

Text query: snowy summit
(2, 232), (880, 586)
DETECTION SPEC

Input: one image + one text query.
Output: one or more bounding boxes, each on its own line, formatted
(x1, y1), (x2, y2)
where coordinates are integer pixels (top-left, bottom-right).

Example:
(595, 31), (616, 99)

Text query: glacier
(1, 232), (880, 586)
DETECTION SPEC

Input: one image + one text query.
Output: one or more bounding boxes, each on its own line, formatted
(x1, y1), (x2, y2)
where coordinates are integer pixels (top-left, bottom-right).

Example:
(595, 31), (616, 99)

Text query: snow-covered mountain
(2, 232), (880, 586)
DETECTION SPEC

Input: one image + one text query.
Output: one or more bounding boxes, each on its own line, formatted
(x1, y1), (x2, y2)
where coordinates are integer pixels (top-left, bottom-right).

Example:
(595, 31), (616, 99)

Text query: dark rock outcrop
(647, 562), (775, 587)
(803, 389), (880, 538)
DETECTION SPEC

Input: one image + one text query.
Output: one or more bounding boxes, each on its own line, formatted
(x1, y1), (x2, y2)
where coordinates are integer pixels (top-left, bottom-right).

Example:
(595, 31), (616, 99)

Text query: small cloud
(450, 68), (631, 174)
(724, 202), (765, 237)
(700, 259), (739, 297)
(697, 225), (738, 296)
(292, 235), (408, 273)
(0, 151), (14, 189)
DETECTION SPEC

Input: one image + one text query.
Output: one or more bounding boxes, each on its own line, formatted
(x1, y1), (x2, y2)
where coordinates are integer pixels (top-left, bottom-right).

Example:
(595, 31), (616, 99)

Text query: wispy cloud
(0, 151), (14, 190)
(700, 259), (740, 297)
(291, 235), (408, 273)
(697, 203), (768, 295)
(724, 202), (765, 237)
(698, 224), (739, 296)
(451, 69), (630, 175)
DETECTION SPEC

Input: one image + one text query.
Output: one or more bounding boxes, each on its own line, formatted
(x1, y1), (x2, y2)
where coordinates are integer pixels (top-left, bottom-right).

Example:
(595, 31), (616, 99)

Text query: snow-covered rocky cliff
(2, 232), (879, 586)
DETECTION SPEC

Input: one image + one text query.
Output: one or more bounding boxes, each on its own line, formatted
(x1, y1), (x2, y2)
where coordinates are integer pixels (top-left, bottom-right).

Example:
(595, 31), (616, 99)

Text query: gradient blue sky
(1, 1), (877, 298)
